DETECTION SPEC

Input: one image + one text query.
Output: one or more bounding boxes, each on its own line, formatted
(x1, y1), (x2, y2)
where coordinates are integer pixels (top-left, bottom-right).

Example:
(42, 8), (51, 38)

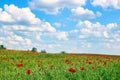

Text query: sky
(0, 0), (120, 55)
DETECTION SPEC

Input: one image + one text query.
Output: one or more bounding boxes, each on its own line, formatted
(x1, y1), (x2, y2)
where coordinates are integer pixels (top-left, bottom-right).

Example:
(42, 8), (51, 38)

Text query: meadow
(0, 50), (120, 80)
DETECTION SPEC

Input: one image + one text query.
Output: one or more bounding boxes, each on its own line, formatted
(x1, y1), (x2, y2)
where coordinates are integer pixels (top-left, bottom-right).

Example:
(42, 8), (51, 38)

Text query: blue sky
(0, 0), (120, 55)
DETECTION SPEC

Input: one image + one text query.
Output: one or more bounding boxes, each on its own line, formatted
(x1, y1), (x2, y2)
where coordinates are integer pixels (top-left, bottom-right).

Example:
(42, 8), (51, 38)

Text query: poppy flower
(37, 60), (42, 62)
(69, 68), (76, 73)
(49, 66), (54, 69)
(17, 63), (23, 67)
(92, 66), (95, 70)
(38, 64), (40, 67)
(103, 61), (107, 66)
(69, 62), (74, 65)
(65, 59), (69, 63)
(26, 69), (31, 74)
(88, 61), (92, 64)
(80, 66), (85, 71)
(86, 59), (89, 63)
(3, 58), (9, 61)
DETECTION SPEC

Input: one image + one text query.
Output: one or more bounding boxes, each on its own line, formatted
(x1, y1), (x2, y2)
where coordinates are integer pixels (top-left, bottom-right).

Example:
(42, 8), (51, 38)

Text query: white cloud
(0, 4), (56, 32)
(56, 32), (68, 40)
(43, 31), (68, 41)
(77, 20), (118, 38)
(0, 4), (68, 50)
(103, 31), (109, 38)
(36, 33), (42, 40)
(0, 8), (14, 22)
(92, 0), (120, 9)
(3, 4), (40, 24)
(53, 22), (61, 27)
(29, 0), (86, 14)
(0, 30), (32, 50)
(71, 7), (101, 19)
(81, 42), (92, 48)
(76, 20), (120, 49)
(0, 4), (58, 32)
(47, 44), (61, 49)
(103, 42), (120, 49)
(69, 30), (79, 33)
(79, 35), (86, 39)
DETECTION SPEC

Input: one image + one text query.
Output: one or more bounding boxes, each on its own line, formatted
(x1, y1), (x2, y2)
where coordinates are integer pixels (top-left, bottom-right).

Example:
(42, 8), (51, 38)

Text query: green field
(0, 50), (120, 80)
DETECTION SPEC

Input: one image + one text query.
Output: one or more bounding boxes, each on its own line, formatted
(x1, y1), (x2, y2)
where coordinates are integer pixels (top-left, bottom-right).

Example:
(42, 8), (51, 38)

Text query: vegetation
(0, 45), (6, 50)
(0, 50), (120, 80)
(61, 51), (66, 54)
(41, 49), (47, 53)
(31, 47), (37, 52)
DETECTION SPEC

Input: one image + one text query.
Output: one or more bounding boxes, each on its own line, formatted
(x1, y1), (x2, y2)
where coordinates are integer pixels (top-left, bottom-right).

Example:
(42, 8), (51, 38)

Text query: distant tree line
(31, 47), (47, 53)
(0, 45), (6, 50)
(0, 45), (66, 54)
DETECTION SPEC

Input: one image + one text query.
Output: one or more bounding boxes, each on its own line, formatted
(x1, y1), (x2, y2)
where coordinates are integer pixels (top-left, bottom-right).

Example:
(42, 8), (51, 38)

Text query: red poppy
(3, 58), (9, 61)
(103, 61), (107, 66)
(49, 66), (54, 69)
(38, 64), (40, 67)
(80, 66), (85, 71)
(37, 60), (42, 62)
(86, 59), (89, 63)
(88, 61), (92, 64)
(92, 66), (95, 70)
(26, 69), (31, 74)
(69, 68), (76, 73)
(69, 62), (74, 65)
(17, 63), (23, 67)
(65, 59), (69, 63)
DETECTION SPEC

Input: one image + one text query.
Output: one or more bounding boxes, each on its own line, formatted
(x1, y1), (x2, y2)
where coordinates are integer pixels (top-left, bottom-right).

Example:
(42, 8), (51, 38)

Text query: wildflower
(69, 68), (76, 73)
(103, 61), (107, 66)
(80, 66), (85, 71)
(17, 63), (23, 67)
(86, 59), (89, 63)
(65, 59), (69, 63)
(69, 62), (74, 65)
(3, 58), (9, 61)
(88, 61), (92, 64)
(49, 66), (54, 69)
(37, 60), (42, 62)
(92, 66), (95, 70)
(26, 69), (31, 74)
(38, 64), (40, 67)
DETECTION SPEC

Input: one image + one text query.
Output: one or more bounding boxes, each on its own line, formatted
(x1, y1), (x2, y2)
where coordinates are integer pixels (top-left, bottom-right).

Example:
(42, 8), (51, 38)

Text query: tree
(61, 51), (66, 54)
(0, 45), (6, 50)
(31, 47), (37, 52)
(41, 50), (47, 53)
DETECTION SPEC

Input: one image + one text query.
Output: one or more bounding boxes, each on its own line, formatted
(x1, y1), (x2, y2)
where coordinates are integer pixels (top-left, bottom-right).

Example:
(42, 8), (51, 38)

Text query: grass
(0, 50), (120, 80)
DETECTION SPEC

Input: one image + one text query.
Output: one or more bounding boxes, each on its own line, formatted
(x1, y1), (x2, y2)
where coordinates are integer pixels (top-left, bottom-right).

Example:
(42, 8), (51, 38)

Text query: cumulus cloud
(53, 22), (61, 27)
(76, 20), (120, 48)
(43, 31), (68, 41)
(0, 30), (32, 50)
(29, 0), (86, 14)
(64, 20), (120, 53)
(71, 7), (101, 19)
(92, 0), (120, 9)
(0, 4), (68, 50)
(0, 4), (56, 32)
(77, 20), (118, 38)
(0, 4), (40, 24)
